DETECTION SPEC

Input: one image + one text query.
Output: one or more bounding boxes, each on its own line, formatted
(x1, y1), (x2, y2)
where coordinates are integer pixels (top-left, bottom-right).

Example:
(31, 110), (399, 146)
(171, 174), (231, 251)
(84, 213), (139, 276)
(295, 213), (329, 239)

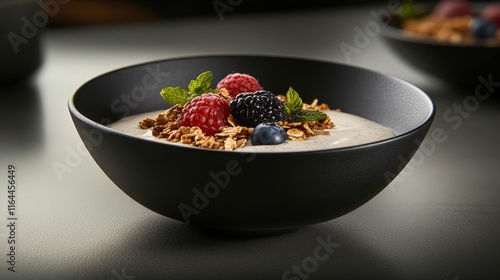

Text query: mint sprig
(160, 71), (216, 105)
(284, 87), (303, 116)
(188, 71), (213, 95)
(284, 87), (327, 122)
(160, 87), (194, 105)
(289, 109), (327, 122)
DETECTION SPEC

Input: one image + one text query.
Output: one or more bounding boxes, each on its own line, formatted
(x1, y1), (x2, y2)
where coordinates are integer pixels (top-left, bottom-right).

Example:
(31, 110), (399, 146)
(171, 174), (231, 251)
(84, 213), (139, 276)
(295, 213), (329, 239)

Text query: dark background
(47, 0), (409, 26)
(48, 0), (498, 26)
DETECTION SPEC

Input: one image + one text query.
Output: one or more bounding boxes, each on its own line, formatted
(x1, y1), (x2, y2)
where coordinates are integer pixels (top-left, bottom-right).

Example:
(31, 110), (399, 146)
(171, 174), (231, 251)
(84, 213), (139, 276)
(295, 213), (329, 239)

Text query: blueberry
(251, 123), (287, 145)
(470, 17), (497, 40)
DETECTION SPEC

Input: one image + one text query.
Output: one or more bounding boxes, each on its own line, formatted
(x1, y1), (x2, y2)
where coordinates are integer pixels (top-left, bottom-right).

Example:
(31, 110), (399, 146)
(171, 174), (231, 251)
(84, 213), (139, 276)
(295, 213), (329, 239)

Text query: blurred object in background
(48, 0), (160, 26)
(0, 0), (42, 83)
(47, 0), (367, 26)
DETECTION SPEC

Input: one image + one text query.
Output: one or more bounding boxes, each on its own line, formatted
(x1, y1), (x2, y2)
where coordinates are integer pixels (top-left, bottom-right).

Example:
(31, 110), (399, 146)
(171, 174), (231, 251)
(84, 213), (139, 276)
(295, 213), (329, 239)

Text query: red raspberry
(177, 94), (230, 136)
(433, 0), (471, 18)
(482, 4), (500, 27)
(216, 73), (262, 99)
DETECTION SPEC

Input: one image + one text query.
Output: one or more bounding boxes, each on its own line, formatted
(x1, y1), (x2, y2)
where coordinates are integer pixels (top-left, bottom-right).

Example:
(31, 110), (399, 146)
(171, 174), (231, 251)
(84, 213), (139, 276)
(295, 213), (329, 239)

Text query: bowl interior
(72, 55), (433, 138)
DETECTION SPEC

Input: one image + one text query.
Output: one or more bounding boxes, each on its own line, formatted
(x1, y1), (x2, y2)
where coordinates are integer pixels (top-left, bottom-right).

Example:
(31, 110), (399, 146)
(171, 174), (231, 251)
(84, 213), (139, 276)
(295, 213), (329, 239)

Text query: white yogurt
(107, 110), (395, 152)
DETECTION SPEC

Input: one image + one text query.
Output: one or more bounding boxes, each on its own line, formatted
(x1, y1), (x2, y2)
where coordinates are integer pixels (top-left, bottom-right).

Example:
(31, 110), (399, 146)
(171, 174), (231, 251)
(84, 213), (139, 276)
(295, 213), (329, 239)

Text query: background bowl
(69, 55), (434, 234)
(0, 0), (42, 83)
(380, 4), (500, 87)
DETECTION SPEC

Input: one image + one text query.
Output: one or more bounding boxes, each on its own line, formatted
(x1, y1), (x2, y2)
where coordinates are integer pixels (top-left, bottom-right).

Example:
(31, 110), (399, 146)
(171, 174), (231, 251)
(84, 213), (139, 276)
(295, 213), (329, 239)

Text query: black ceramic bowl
(69, 55), (434, 233)
(380, 5), (500, 87)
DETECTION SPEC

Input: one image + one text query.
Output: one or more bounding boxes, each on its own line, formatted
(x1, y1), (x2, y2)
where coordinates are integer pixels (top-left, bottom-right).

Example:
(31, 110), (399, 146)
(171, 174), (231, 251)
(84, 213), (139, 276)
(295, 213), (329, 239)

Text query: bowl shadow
(92, 215), (405, 280)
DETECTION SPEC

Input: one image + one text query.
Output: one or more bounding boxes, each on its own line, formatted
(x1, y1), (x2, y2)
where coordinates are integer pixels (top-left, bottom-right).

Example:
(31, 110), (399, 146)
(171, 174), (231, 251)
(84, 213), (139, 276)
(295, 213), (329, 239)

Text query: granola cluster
(139, 96), (335, 151)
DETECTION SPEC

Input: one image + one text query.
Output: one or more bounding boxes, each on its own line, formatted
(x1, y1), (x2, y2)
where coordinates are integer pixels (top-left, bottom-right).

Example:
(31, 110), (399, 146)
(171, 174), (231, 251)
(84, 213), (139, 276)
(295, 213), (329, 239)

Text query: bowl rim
(68, 54), (436, 155)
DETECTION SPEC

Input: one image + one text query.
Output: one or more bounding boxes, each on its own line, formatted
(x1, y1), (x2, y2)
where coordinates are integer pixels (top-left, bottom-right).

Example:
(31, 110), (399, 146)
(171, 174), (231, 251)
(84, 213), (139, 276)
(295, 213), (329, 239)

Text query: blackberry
(230, 90), (285, 127)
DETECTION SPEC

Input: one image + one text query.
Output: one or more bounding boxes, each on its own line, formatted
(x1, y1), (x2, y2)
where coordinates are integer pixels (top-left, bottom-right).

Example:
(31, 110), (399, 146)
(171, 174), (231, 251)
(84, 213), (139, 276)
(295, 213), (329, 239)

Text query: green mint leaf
(160, 71), (215, 105)
(284, 86), (327, 122)
(400, 2), (414, 21)
(284, 87), (303, 116)
(160, 87), (193, 105)
(290, 110), (328, 122)
(188, 71), (214, 95)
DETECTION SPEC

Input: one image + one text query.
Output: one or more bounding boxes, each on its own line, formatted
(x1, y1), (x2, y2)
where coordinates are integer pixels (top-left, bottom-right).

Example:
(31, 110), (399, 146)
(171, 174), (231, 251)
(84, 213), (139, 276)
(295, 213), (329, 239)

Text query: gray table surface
(1, 4), (500, 280)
